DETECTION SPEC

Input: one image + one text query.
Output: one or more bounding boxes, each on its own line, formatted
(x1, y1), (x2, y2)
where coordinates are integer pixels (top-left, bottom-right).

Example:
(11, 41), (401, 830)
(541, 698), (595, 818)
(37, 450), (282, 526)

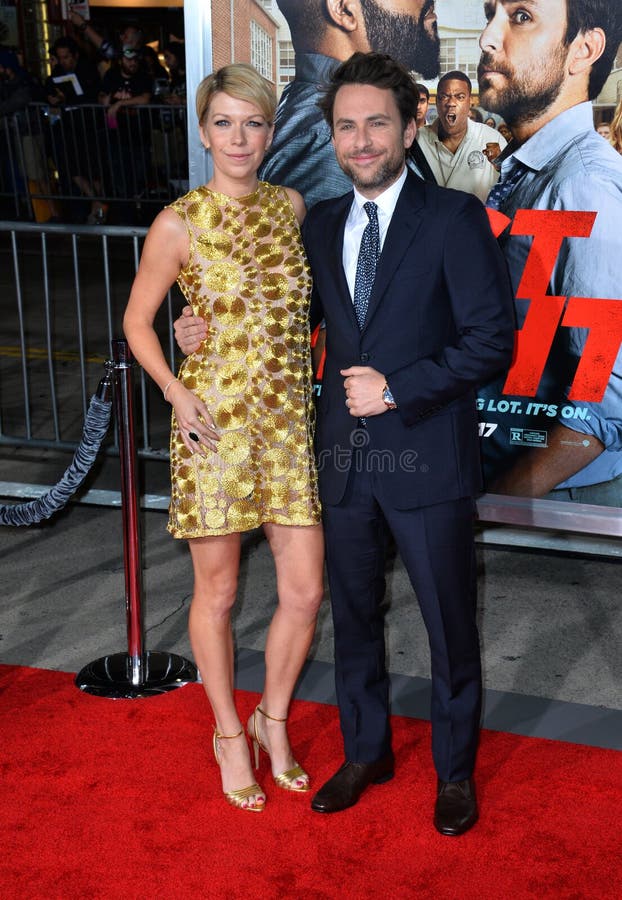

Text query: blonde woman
(124, 64), (324, 812)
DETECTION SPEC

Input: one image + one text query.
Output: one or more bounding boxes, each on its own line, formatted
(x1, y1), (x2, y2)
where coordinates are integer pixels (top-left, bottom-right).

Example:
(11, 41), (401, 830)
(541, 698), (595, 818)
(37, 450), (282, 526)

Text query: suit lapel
(323, 192), (359, 329)
(362, 173), (426, 333)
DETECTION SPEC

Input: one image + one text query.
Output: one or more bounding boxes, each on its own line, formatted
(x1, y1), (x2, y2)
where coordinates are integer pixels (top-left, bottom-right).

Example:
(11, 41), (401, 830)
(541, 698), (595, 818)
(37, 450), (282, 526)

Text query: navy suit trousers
(322, 448), (482, 782)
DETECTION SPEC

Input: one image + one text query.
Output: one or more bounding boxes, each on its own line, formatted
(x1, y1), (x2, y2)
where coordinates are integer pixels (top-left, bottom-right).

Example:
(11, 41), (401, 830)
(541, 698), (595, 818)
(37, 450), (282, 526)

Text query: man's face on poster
(416, 91), (429, 127)
(477, 0), (570, 126)
(359, 0), (440, 78)
(436, 78), (471, 138)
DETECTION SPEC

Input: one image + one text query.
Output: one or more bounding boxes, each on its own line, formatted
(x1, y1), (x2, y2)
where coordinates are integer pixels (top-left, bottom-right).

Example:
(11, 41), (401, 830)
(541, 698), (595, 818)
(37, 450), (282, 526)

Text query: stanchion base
(75, 651), (197, 699)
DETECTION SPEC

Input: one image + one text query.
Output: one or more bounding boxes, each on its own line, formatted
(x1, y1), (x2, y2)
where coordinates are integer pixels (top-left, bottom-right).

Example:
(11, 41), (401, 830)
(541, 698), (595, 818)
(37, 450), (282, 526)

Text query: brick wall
(210, 0), (277, 86)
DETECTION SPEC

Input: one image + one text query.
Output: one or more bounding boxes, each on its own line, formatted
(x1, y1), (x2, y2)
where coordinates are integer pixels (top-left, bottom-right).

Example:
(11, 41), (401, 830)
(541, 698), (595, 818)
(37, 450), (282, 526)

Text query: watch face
(383, 386), (396, 408)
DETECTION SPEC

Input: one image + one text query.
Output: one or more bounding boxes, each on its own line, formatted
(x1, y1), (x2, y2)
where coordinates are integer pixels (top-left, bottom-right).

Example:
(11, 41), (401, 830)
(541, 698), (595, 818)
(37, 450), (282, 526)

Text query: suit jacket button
(360, 353), (369, 362)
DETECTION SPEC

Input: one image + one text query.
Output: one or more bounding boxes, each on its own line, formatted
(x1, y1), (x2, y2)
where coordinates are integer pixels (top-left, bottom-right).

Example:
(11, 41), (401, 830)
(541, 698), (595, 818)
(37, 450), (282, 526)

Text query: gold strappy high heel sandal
(212, 727), (265, 812)
(249, 705), (310, 792)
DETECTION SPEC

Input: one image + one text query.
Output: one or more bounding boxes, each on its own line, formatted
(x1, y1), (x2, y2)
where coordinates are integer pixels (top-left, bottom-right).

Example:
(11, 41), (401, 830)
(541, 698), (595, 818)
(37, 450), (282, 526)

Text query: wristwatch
(382, 383), (397, 410)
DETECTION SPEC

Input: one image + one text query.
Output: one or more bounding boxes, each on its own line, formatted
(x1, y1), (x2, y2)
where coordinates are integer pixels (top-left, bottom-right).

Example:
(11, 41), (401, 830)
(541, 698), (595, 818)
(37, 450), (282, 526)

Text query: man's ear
(568, 27), (606, 78)
(325, 0), (360, 34)
(403, 117), (417, 150)
(265, 122), (275, 150)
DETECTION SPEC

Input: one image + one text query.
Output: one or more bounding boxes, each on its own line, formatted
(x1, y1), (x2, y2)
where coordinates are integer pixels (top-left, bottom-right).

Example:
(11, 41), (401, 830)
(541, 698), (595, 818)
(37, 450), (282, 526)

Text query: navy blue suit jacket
(302, 171), (515, 509)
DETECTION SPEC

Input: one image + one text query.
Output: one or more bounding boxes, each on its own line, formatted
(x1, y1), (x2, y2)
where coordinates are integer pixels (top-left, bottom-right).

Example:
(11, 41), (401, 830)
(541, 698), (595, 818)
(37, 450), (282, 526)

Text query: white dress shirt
(343, 166), (408, 300)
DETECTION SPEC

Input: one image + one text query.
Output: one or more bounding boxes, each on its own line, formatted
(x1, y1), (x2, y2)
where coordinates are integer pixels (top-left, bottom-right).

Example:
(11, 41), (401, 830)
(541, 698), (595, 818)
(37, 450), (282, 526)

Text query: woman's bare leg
(189, 533), (264, 808)
(250, 523), (324, 781)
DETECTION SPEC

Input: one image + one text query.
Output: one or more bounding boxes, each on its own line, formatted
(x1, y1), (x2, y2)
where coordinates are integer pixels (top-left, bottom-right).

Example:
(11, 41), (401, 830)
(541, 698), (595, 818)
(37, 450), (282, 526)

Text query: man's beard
(339, 153), (405, 193)
(359, 0), (440, 78)
(477, 46), (567, 128)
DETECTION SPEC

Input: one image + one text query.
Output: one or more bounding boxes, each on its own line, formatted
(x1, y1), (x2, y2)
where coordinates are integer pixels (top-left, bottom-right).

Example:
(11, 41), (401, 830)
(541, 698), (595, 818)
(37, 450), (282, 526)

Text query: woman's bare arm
(123, 209), (218, 454)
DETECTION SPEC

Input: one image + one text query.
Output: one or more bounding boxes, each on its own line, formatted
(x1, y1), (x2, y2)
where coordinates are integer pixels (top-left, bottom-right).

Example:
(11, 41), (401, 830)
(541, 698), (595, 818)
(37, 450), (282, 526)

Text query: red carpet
(1, 664), (620, 899)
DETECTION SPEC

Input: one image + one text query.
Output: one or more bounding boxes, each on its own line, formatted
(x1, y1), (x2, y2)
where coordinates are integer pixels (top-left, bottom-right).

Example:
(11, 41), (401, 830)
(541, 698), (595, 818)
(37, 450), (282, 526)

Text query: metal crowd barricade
(0, 103), (189, 223)
(0, 219), (179, 464)
(0, 111), (29, 219)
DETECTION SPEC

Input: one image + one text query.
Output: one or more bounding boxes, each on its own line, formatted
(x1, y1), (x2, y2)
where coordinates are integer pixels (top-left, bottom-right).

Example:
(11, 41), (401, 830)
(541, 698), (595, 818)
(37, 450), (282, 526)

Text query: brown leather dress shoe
(310, 754), (394, 813)
(434, 778), (478, 836)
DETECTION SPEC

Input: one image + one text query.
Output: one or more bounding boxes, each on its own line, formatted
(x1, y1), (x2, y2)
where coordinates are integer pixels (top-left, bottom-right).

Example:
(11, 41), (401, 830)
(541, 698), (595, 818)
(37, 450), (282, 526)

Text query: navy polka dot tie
(353, 201), (380, 329)
(486, 161), (527, 210)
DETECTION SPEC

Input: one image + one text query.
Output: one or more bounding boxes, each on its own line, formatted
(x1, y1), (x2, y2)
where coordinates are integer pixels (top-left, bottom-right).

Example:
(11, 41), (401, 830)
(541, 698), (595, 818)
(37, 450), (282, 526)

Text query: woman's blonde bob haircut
(196, 63), (277, 126)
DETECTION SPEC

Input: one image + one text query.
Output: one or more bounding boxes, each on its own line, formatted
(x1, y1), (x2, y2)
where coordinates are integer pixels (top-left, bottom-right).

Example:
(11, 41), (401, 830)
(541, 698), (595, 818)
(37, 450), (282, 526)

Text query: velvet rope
(0, 394), (112, 527)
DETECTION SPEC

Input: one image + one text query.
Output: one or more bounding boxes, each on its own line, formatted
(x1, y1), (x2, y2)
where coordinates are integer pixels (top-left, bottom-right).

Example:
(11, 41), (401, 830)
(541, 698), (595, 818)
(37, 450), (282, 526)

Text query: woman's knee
(192, 574), (239, 618)
(278, 581), (324, 621)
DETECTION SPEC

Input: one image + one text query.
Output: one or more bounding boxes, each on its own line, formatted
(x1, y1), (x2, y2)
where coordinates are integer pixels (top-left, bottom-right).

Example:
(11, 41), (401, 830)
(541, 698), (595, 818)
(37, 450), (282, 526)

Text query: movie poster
(259, 1), (622, 525)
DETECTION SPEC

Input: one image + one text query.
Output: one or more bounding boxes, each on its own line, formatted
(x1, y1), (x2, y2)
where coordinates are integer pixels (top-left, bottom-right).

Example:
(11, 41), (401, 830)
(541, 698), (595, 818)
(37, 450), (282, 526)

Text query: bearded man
(260, 0), (440, 206)
(476, 0), (622, 505)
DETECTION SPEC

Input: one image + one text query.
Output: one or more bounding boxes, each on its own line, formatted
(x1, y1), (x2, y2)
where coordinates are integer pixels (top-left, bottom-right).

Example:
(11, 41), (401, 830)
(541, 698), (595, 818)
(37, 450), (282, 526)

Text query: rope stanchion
(75, 339), (197, 698)
(0, 372), (114, 526)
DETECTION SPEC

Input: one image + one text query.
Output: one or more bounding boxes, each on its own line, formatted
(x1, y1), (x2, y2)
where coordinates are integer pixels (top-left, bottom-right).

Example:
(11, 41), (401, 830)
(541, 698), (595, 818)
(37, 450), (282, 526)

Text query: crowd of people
(0, 14), (186, 224)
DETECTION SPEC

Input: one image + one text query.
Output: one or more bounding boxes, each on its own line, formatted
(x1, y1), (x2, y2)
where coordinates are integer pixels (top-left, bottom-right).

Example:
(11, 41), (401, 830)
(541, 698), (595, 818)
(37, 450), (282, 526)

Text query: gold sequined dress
(167, 181), (320, 538)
